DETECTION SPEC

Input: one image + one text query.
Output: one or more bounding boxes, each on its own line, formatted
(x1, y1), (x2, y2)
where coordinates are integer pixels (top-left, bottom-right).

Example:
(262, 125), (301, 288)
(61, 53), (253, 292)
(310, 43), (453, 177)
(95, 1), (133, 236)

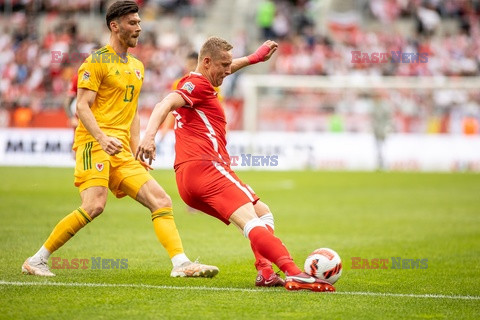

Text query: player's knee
(155, 193), (172, 208)
(243, 217), (267, 238)
(138, 180), (172, 210)
(255, 201), (271, 216)
(83, 202), (105, 219)
(147, 190), (172, 210)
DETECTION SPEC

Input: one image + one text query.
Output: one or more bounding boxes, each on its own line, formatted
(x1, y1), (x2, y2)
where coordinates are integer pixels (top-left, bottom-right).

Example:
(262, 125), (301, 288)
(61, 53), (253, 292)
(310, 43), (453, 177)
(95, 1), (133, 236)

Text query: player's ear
(110, 19), (119, 32)
(203, 56), (211, 69)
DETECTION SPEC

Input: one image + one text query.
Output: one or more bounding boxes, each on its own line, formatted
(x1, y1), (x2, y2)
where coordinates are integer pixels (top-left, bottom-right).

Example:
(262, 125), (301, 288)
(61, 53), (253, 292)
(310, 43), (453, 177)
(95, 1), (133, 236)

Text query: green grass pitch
(0, 167), (479, 319)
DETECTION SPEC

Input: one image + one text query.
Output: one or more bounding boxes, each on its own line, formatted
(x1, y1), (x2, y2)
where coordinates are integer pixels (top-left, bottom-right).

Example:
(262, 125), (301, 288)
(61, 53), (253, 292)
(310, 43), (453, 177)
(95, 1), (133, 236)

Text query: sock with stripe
(151, 207), (185, 261)
(248, 226), (302, 276)
(43, 208), (92, 254)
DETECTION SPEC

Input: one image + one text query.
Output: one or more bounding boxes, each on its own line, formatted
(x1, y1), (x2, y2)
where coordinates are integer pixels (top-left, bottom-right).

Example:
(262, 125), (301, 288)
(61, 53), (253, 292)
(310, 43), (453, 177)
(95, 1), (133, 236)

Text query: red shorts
(175, 160), (259, 225)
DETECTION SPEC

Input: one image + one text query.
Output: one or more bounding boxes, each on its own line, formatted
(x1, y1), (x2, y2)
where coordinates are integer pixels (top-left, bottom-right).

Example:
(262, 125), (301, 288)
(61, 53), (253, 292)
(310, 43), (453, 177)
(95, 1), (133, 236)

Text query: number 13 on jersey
(124, 85), (135, 102)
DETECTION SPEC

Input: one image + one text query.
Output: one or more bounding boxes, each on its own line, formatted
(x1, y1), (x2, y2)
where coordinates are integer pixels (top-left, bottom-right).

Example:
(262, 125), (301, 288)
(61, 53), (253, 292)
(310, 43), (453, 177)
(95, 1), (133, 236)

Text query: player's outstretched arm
(159, 112), (175, 142)
(130, 110), (140, 153)
(136, 92), (185, 164)
(230, 40), (278, 74)
(130, 111), (153, 170)
(77, 87), (122, 156)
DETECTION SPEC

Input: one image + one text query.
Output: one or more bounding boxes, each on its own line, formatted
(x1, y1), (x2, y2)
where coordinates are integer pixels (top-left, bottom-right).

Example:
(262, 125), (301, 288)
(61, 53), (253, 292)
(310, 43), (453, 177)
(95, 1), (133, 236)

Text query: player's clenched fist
(247, 40), (278, 64)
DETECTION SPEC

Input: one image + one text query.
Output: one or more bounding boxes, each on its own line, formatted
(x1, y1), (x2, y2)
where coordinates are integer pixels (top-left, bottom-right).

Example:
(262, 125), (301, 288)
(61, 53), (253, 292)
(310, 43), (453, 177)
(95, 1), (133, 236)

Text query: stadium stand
(0, 0), (478, 134)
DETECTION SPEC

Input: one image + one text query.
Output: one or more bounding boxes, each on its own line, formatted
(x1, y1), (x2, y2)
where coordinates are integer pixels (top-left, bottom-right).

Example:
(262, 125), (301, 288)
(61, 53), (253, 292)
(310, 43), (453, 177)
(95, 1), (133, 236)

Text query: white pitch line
(1, 280), (479, 301)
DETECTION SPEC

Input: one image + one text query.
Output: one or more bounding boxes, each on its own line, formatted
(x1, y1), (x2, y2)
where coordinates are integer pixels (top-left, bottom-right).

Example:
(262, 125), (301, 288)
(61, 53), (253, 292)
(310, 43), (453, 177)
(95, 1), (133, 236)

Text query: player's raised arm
(230, 40), (278, 74)
(136, 92), (186, 164)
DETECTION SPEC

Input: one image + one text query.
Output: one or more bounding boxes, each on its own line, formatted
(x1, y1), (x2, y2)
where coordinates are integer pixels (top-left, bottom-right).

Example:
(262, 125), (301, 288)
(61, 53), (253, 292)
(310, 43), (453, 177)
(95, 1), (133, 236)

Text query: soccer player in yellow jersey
(22, 0), (218, 278)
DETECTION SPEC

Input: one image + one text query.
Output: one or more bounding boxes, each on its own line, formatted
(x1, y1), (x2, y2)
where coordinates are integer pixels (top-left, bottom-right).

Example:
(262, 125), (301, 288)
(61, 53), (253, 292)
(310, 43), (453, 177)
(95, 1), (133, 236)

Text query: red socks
(248, 226), (302, 276)
(250, 225), (273, 276)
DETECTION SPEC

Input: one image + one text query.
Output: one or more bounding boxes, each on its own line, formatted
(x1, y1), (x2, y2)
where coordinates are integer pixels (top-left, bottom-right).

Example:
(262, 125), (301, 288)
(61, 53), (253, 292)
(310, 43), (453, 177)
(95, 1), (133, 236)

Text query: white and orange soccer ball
(304, 248), (342, 284)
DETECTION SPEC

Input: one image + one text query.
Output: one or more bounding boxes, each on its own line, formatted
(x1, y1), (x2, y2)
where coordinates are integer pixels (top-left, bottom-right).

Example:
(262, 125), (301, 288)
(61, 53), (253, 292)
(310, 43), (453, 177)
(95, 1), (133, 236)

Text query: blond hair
(199, 36), (233, 60)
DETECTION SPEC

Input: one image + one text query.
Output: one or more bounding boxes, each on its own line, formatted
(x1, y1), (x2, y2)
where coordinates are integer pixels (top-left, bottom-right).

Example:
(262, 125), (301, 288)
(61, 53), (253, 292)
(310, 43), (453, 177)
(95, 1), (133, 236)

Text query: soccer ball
(304, 248), (342, 284)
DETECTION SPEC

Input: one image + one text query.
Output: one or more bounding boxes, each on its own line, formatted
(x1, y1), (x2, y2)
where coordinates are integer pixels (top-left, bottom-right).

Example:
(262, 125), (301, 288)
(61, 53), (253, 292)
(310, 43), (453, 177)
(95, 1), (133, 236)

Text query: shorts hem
(222, 195), (260, 225)
(77, 178), (109, 193)
(117, 173), (154, 199)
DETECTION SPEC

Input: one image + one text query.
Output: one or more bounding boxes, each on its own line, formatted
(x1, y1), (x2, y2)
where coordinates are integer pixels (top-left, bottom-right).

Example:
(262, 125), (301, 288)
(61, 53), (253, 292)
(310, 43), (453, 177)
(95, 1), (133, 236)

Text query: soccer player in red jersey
(136, 36), (335, 292)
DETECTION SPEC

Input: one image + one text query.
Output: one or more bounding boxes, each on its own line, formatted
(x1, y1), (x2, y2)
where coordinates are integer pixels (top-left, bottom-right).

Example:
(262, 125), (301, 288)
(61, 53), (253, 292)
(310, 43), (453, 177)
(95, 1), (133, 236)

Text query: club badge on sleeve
(82, 71), (90, 81)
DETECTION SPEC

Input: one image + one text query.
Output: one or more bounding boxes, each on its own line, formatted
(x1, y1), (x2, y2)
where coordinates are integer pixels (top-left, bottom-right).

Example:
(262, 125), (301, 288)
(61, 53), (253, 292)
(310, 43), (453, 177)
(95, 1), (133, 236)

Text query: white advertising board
(1, 129), (479, 172)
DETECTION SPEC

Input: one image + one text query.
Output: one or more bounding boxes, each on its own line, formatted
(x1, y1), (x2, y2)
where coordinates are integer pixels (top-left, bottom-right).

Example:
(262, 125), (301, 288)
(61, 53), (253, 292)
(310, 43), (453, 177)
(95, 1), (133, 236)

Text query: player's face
(117, 13), (142, 48)
(208, 50), (232, 87)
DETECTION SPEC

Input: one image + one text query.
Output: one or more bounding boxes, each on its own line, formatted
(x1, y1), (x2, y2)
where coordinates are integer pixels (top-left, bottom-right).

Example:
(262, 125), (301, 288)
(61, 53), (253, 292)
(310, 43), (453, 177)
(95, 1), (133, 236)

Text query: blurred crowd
(255, 0), (480, 134)
(262, 0), (480, 77)
(0, 0), (211, 127)
(0, 0), (479, 134)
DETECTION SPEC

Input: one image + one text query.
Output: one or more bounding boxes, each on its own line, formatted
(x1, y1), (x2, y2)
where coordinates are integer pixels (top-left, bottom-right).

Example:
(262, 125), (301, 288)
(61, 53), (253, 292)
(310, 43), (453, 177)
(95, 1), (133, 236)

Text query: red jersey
(173, 72), (229, 168)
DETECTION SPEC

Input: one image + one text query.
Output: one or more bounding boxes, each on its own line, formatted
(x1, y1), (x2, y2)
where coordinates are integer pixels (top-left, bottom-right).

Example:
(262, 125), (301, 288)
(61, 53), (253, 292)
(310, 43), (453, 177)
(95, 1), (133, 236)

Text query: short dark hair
(106, 1), (139, 31)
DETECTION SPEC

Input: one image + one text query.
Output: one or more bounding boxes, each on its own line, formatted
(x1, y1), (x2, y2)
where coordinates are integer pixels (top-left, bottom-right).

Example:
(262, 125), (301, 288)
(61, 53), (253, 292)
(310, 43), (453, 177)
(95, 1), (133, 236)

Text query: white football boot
(22, 257), (55, 277)
(170, 260), (219, 278)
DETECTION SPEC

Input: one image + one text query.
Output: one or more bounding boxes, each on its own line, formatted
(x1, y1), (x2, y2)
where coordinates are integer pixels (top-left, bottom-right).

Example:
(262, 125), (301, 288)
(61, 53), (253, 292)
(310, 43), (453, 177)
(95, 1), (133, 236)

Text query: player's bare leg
(134, 179), (218, 277)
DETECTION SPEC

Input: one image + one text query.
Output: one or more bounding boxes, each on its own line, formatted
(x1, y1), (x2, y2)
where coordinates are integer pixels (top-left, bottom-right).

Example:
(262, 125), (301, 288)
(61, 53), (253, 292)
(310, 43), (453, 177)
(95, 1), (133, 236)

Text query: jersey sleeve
(77, 56), (104, 92)
(174, 77), (207, 108)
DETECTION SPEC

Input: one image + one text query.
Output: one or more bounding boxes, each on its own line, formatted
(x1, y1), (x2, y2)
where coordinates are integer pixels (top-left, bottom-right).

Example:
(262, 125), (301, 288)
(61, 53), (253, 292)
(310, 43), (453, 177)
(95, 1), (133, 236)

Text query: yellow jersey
(73, 45), (144, 149)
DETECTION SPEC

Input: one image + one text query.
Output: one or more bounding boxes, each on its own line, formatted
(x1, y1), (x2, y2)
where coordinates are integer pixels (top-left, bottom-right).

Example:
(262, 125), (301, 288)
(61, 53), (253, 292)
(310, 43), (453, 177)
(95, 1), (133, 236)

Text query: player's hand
(135, 138), (156, 165)
(99, 135), (122, 156)
(247, 40), (278, 64)
(138, 159), (154, 171)
(261, 40), (278, 61)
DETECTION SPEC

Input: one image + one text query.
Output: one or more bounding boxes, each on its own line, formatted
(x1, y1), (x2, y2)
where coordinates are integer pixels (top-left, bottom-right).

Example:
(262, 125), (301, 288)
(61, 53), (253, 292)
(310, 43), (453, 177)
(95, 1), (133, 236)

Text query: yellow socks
(42, 207), (184, 262)
(151, 207), (184, 258)
(44, 208), (92, 253)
